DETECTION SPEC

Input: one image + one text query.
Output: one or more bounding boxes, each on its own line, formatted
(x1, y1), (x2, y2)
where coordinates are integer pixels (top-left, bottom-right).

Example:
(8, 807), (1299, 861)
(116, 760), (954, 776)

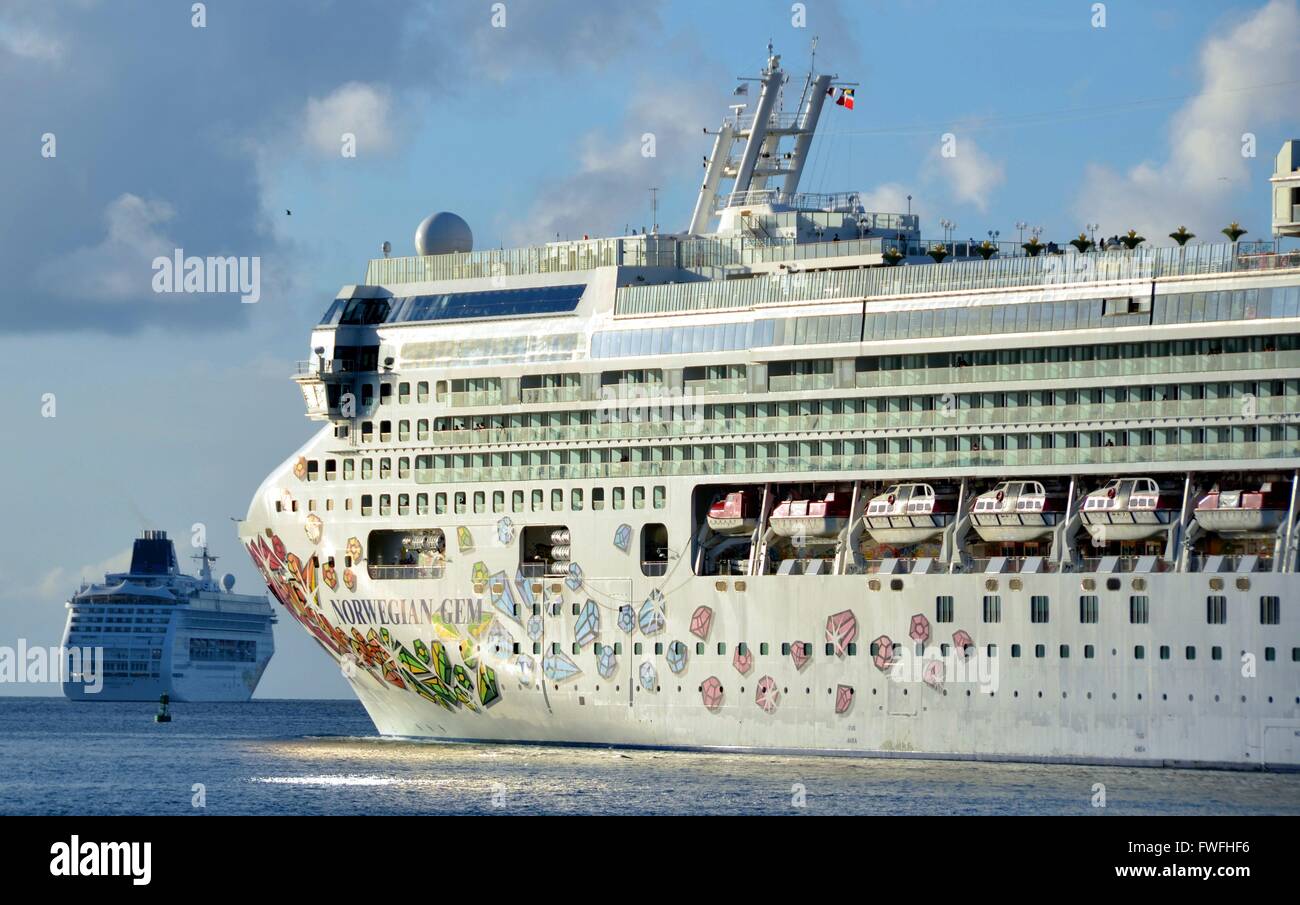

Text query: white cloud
(38, 193), (177, 302)
(35, 548), (132, 601)
(302, 82), (396, 157)
(929, 136), (1005, 213)
(0, 21), (64, 65)
(1073, 0), (1300, 241)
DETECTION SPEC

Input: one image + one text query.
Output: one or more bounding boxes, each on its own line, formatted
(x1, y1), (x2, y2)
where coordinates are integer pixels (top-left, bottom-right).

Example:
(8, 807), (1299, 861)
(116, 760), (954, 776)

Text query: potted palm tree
(883, 246), (904, 266)
(927, 243), (949, 263)
(1168, 226), (1195, 247)
(1021, 236), (1045, 257)
(1068, 232), (1093, 253)
(1222, 222), (1247, 243)
(1119, 229), (1145, 250)
(975, 241), (998, 261)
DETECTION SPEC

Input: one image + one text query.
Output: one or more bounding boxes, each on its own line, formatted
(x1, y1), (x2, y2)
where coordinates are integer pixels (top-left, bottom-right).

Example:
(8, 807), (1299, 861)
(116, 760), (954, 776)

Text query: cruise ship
(243, 49), (1300, 768)
(62, 531), (276, 701)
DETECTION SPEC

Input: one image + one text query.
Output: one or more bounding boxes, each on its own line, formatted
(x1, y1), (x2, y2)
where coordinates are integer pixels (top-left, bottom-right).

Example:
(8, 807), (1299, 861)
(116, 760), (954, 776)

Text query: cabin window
(653, 486), (666, 509)
(513, 490), (524, 512)
(532, 490), (544, 512)
(982, 595), (1001, 624)
(571, 489), (584, 511)
(1084, 644), (1095, 659)
(379, 383), (392, 405)
(342, 460), (354, 480)
(1206, 596), (1228, 625)
(1134, 645), (1145, 660)
(455, 492), (466, 514)
(1129, 596), (1150, 624)
(379, 458), (391, 479)
(435, 492), (446, 514)
(642, 524), (668, 576)
(416, 494), (429, 516)
(398, 420), (410, 442)
(361, 459), (373, 480)
(1034, 644), (1046, 658)
(613, 487), (626, 510)
(1030, 595), (1050, 624)
(398, 494), (410, 516)
(551, 489), (563, 511)
(417, 419), (429, 441)
(1079, 595), (1099, 624)
(361, 384), (374, 408)
(935, 596), (954, 623)
(324, 460), (337, 481)
(416, 381), (429, 403)
(1260, 596), (1281, 625)
(1060, 645), (1070, 658)
(493, 491), (505, 513)
(305, 460), (319, 482)
(379, 494), (391, 516)
(1010, 644), (1021, 658)
(398, 457), (410, 479)
(474, 492), (485, 514)
(592, 488), (605, 510)
(361, 494), (373, 516)
(633, 486), (645, 509)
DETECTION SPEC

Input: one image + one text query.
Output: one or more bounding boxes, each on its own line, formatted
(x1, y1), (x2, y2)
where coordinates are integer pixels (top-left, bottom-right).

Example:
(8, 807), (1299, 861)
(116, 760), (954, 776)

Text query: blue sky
(1, 0), (1297, 698)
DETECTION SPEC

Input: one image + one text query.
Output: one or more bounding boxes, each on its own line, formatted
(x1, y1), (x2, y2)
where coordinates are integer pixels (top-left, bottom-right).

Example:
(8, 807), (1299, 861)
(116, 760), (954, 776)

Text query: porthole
(1132, 577), (1146, 591)
(869, 579), (881, 591)
(1235, 577), (1251, 591)
(1209, 577), (1225, 591)
(1080, 578), (1096, 591)
(985, 579), (999, 592)
(1009, 578), (1023, 591)
(714, 580), (727, 591)
(735, 581), (747, 592)
(890, 579), (904, 591)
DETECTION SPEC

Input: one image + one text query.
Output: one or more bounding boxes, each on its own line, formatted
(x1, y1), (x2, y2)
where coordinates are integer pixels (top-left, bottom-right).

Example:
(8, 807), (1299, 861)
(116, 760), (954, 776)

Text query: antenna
(650, 187), (659, 235)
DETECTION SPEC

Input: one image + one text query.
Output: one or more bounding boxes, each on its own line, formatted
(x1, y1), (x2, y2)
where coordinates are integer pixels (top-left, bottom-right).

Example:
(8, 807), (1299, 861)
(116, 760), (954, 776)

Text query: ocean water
(1, 697), (1297, 815)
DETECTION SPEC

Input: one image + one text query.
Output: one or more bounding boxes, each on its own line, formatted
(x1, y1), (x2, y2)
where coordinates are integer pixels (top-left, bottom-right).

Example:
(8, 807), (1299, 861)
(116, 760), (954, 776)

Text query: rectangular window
(474, 491), (485, 514)
(417, 419), (429, 441)
(435, 492), (446, 514)
(935, 596), (954, 623)
(379, 458), (391, 480)
(493, 490), (505, 513)
(1079, 595), (1099, 624)
(1260, 595), (1280, 625)
(398, 420), (410, 441)
(1129, 595), (1150, 624)
(397, 493), (409, 515)
(1134, 645), (1145, 659)
(613, 487), (625, 510)
(324, 460), (337, 482)
(1030, 595), (1049, 624)
(633, 486), (645, 509)
(416, 493), (429, 515)
(343, 459), (354, 480)
(592, 488), (605, 510)
(1207, 595), (1227, 625)
(982, 595), (1001, 624)
(417, 381), (429, 403)
(653, 485), (666, 509)
(360, 494), (373, 516)
(455, 492), (466, 514)
(532, 489), (544, 512)
(551, 489), (563, 511)
(571, 488), (584, 511)
(1084, 644), (1095, 659)
(513, 490), (524, 512)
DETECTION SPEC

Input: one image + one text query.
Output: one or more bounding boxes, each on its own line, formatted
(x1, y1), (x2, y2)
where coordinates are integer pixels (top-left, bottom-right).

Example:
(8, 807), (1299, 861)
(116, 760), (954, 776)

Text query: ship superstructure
(244, 50), (1300, 768)
(62, 531), (275, 702)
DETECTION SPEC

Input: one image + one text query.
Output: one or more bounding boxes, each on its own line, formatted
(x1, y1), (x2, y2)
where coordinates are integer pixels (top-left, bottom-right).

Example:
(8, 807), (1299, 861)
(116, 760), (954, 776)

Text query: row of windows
(279, 484), (668, 516)
(953, 594), (1282, 626)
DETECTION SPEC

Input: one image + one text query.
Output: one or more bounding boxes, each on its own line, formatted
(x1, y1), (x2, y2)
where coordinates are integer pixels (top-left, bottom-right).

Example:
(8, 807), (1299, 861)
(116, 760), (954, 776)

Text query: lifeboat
(707, 491), (758, 536)
(1194, 482), (1291, 536)
(863, 483), (956, 545)
(970, 481), (1066, 543)
(1080, 477), (1179, 542)
(769, 492), (851, 542)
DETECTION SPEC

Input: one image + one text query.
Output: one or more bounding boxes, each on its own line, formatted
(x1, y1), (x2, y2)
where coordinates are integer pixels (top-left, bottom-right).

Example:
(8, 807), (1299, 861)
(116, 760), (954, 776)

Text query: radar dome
(222, 573), (236, 592)
(414, 212), (473, 256)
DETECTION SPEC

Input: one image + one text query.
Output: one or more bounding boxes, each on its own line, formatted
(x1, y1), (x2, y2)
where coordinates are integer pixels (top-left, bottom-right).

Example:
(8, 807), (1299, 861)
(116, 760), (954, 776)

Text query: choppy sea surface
(1, 697), (1297, 815)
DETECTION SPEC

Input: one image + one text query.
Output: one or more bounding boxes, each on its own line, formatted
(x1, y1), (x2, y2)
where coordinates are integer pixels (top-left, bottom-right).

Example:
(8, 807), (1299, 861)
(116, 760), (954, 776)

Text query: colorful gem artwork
(345, 537), (363, 563)
(617, 605), (635, 634)
(923, 659), (945, 689)
(909, 613), (931, 645)
(639, 661), (658, 691)
(457, 526), (474, 553)
(543, 651), (581, 683)
(322, 560), (338, 590)
(665, 640), (688, 674)
(514, 566), (536, 609)
(733, 646), (753, 675)
(292, 456), (307, 480)
(755, 676), (780, 714)
(701, 676), (723, 711)
(304, 513), (323, 545)
(825, 610), (858, 657)
(689, 605), (713, 639)
(565, 562), (583, 591)
(597, 646), (618, 679)
(514, 654), (535, 687)
(471, 561), (490, 587)
(246, 530), (504, 716)
(527, 614), (543, 642)
(952, 629), (974, 656)
(834, 684), (855, 715)
(638, 590), (665, 635)
(497, 517), (515, 545)
(574, 600), (600, 648)
(613, 523), (632, 552)
(790, 641), (810, 670)
(488, 569), (521, 624)
(872, 635), (895, 672)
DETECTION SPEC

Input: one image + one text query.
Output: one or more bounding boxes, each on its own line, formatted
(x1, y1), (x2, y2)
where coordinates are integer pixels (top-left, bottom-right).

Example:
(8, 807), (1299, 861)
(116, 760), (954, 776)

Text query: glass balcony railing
(521, 386), (583, 405)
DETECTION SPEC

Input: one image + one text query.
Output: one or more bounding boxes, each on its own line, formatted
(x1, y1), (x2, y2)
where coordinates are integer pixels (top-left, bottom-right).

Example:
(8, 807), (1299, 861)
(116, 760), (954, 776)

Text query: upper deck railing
(614, 245), (1299, 317)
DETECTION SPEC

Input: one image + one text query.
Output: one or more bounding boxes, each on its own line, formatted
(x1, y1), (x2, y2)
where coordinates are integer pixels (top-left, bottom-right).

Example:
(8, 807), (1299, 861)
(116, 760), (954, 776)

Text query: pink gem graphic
(733, 646), (753, 675)
(872, 635), (895, 672)
(690, 605), (714, 640)
(923, 659), (945, 688)
(755, 675), (780, 714)
(701, 676), (723, 711)
(952, 629), (974, 656)
(824, 610), (858, 658)
(834, 684), (854, 714)
(909, 613), (931, 644)
(790, 641), (810, 670)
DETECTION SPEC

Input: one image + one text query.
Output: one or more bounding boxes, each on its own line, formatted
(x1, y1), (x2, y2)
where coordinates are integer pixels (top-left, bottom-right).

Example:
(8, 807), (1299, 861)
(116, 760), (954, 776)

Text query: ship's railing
(614, 242), (1291, 316)
(415, 390), (1300, 448)
(365, 237), (627, 284)
(413, 440), (1300, 485)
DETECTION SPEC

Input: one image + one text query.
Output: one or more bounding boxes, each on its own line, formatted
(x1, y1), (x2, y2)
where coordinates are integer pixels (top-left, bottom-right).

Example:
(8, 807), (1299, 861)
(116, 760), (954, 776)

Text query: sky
(1, 0), (1297, 698)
